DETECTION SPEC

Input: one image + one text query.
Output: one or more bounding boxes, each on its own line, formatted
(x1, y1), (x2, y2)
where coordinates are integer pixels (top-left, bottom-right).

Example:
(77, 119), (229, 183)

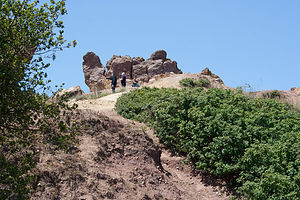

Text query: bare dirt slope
(31, 89), (230, 200)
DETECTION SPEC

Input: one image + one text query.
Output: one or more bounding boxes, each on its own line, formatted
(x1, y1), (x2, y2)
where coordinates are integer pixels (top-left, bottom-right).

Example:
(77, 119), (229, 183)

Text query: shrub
(116, 87), (300, 199)
(195, 78), (211, 88)
(179, 78), (210, 88)
(179, 78), (196, 87)
(263, 90), (281, 99)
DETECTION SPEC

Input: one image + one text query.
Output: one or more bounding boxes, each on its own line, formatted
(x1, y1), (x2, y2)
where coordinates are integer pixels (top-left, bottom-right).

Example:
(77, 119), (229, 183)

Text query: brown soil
(30, 83), (231, 200)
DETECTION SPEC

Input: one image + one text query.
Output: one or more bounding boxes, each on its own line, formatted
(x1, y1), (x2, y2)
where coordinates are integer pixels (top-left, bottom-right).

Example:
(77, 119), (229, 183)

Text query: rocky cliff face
(83, 50), (182, 92)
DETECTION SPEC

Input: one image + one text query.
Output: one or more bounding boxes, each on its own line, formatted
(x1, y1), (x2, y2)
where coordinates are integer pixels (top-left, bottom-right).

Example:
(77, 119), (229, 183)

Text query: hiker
(131, 79), (140, 87)
(106, 73), (117, 93)
(121, 72), (126, 87)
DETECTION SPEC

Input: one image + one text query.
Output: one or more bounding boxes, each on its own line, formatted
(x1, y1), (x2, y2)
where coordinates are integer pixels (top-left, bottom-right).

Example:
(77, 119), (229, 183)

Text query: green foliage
(116, 87), (300, 199)
(179, 78), (195, 87)
(238, 131), (300, 199)
(179, 77), (210, 88)
(195, 78), (211, 88)
(0, 0), (77, 199)
(263, 90), (281, 99)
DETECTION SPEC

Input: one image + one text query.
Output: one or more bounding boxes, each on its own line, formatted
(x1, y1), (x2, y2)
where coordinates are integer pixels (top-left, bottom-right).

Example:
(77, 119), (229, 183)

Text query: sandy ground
(70, 92), (125, 111)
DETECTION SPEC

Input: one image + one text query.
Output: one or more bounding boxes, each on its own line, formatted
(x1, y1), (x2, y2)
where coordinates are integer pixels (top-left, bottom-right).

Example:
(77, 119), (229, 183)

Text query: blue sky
(46, 0), (300, 93)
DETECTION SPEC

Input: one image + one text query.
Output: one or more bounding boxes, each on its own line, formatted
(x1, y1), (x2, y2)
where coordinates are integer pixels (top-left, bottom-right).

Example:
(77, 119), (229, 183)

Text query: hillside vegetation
(0, 1), (78, 199)
(116, 87), (300, 199)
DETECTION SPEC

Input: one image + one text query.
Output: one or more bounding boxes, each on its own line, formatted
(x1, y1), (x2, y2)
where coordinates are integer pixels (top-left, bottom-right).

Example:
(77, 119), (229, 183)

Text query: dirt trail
(70, 92), (124, 111)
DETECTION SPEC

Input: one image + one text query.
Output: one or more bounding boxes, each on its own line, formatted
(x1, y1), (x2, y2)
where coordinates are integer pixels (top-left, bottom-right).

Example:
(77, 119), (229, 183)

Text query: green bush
(179, 78), (210, 88)
(263, 90), (281, 99)
(179, 78), (196, 87)
(195, 78), (211, 88)
(116, 87), (300, 199)
(238, 131), (300, 199)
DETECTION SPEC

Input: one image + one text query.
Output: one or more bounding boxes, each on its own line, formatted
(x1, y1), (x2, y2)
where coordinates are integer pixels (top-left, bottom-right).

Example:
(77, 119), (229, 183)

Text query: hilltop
(30, 51), (300, 199)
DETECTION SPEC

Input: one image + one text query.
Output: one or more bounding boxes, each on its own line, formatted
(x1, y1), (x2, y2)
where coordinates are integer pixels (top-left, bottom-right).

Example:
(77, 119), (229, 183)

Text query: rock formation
(53, 86), (84, 101)
(83, 50), (182, 91)
(106, 55), (133, 78)
(291, 87), (300, 96)
(58, 86), (84, 98)
(150, 50), (167, 61)
(134, 50), (182, 81)
(200, 67), (223, 84)
(82, 52), (107, 92)
(132, 56), (145, 65)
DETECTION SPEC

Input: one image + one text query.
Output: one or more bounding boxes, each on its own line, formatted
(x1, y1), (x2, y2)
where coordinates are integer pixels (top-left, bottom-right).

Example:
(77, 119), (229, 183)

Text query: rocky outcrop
(53, 86), (84, 101)
(132, 57), (145, 65)
(150, 50), (167, 61)
(132, 63), (148, 81)
(163, 60), (180, 74)
(82, 50), (182, 91)
(138, 59), (164, 78)
(104, 50), (182, 81)
(82, 52), (106, 92)
(291, 87), (300, 96)
(132, 50), (182, 81)
(200, 67), (223, 84)
(58, 86), (84, 99)
(106, 55), (132, 78)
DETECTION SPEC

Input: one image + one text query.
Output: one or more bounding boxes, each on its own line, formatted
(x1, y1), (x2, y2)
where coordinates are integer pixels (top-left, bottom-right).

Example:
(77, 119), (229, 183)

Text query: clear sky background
(46, 0), (300, 93)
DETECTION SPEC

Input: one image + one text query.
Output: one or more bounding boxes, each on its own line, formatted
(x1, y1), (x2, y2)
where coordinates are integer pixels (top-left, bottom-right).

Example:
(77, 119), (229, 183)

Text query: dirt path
(68, 92), (230, 200)
(70, 92), (124, 111)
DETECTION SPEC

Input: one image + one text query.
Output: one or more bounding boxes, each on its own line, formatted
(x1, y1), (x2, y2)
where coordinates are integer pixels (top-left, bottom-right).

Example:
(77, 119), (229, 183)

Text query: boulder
(132, 62), (148, 79)
(106, 55), (133, 78)
(132, 50), (182, 81)
(200, 67), (224, 84)
(106, 55), (121, 72)
(146, 59), (165, 77)
(57, 86), (84, 99)
(132, 56), (145, 65)
(162, 60), (182, 74)
(200, 67), (220, 78)
(82, 52), (106, 91)
(150, 50), (167, 61)
(200, 67), (212, 76)
(292, 87), (300, 96)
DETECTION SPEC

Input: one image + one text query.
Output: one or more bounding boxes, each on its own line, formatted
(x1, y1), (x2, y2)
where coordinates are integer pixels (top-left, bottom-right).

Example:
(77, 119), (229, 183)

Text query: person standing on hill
(106, 73), (117, 93)
(121, 72), (126, 88)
